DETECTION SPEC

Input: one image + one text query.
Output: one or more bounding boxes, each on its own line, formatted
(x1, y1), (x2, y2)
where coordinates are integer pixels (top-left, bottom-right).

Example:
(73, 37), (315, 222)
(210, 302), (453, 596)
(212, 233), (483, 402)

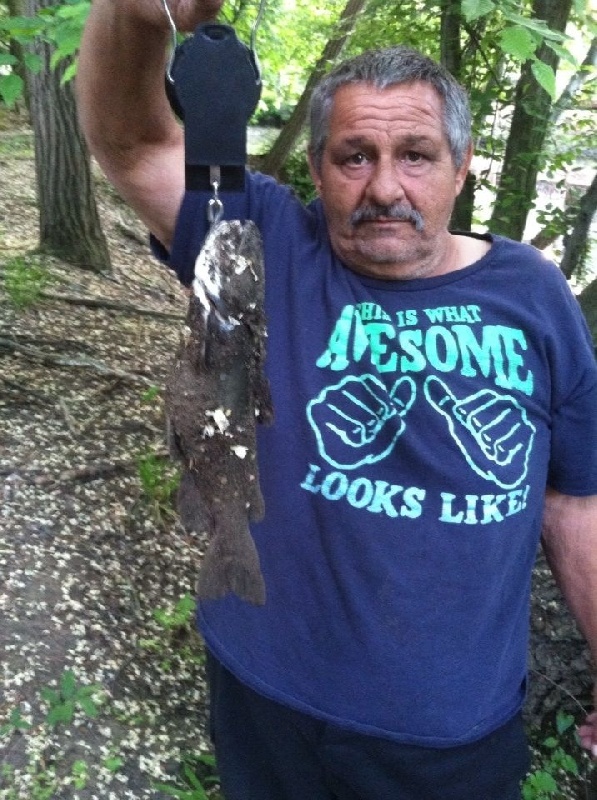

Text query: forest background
(0, 0), (596, 798)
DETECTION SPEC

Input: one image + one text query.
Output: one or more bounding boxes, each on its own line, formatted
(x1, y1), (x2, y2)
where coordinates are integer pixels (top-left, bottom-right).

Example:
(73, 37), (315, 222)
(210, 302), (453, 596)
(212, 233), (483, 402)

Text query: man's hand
(578, 685), (597, 759)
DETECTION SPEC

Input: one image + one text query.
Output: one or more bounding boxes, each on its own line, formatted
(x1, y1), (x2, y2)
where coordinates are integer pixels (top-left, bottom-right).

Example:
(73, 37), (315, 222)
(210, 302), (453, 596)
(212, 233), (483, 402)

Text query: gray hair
(308, 46), (472, 172)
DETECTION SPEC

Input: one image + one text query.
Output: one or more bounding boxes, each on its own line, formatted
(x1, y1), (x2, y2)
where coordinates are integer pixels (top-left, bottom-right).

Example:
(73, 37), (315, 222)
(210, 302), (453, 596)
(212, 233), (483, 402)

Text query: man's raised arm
(77, 0), (223, 250)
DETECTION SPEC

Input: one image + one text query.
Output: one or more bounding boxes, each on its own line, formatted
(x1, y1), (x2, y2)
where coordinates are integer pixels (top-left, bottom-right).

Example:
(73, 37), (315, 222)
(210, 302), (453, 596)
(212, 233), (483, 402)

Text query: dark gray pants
(206, 652), (530, 800)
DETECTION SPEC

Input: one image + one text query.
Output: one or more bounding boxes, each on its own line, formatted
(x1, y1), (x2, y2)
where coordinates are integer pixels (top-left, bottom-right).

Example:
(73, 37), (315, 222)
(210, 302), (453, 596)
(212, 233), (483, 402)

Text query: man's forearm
(77, 1), (178, 163)
(77, 1), (193, 247)
(541, 488), (597, 669)
(77, 1), (224, 247)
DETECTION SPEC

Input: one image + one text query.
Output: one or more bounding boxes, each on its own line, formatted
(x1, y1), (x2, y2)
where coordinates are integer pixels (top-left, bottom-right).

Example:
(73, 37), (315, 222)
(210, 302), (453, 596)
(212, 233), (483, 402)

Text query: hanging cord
(160, 0), (268, 222)
(162, 0), (267, 85)
(250, 0), (267, 84)
(162, 0), (179, 84)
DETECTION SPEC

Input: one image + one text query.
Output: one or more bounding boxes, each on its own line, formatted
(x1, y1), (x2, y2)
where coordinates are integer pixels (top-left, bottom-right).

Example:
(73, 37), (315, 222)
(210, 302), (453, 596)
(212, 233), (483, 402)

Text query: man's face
(309, 81), (472, 280)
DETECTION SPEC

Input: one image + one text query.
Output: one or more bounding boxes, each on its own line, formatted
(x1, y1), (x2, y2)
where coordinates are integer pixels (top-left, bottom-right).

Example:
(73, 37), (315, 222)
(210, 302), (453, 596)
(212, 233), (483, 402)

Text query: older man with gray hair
(78, 2), (597, 797)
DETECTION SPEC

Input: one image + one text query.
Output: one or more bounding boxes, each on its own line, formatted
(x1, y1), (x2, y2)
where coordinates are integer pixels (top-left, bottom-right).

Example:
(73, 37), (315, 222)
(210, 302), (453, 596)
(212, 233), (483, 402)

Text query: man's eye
(404, 151), (424, 163)
(345, 152), (369, 166)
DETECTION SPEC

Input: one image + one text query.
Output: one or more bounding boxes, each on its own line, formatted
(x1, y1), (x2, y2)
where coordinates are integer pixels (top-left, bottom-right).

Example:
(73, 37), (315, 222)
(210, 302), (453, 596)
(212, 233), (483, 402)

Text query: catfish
(166, 220), (273, 605)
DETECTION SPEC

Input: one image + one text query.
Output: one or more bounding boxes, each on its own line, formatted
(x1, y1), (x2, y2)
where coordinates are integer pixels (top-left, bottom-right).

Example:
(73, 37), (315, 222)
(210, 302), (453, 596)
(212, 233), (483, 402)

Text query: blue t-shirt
(162, 171), (597, 747)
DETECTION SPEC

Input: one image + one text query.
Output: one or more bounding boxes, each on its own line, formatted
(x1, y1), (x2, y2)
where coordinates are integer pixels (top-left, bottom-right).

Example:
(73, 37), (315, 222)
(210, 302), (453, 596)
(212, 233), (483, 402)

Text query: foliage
(137, 389), (181, 523)
(155, 753), (221, 800)
(137, 449), (180, 522)
(0, 0), (89, 105)
(152, 592), (197, 634)
(0, 706), (32, 737)
(140, 383), (161, 405)
(521, 711), (590, 799)
(140, 594), (204, 672)
(461, 0), (577, 99)
(41, 0), (90, 77)
(225, 0), (368, 124)
(280, 147), (316, 204)
(2, 255), (54, 308)
(40, 668), (103, 726)
(0, 670), (106, 798)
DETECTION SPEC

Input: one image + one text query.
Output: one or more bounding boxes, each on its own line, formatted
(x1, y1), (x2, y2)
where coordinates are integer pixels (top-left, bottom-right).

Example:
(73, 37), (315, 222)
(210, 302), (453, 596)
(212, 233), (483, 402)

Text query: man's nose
(366, 161), (405, 207)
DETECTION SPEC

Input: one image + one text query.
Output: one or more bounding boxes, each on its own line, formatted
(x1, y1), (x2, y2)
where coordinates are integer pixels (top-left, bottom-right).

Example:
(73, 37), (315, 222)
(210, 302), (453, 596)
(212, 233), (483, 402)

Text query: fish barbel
(165, 220), (273, 605)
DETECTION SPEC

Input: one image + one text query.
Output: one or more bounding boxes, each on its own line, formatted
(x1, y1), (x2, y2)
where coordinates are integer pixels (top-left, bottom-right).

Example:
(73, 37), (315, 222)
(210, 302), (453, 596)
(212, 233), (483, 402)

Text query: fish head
(193, 220), (264, 325)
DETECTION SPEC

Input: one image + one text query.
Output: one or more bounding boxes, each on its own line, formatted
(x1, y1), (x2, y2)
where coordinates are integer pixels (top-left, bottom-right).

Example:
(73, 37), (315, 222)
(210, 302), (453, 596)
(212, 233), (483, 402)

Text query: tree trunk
(578, 248), (597, 348)
(6, 0), (30, 115)
(259, 0), (369, 179)
(24, 0), (111, 272)
(440, 0), (462, 79)
(489, 0), (572, 241)
(560, 172), (597, 279)
(439, 0), (475, 231)
(450, 172), (476, 231)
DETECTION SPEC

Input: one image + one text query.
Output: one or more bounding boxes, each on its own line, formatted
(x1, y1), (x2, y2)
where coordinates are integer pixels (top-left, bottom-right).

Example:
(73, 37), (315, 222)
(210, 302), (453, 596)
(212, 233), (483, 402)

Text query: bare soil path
(1, 127), (213, 799)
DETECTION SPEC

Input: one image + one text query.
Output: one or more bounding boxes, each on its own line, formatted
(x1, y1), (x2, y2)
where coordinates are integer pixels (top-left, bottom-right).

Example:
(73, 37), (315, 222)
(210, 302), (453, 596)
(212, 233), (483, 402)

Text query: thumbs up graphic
(424, 376), (535, 489)
(307, 375), (416, 470)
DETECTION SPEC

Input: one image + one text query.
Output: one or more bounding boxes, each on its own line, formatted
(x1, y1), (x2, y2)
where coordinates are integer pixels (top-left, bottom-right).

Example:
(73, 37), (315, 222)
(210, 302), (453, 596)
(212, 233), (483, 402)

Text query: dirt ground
(0, 124), (595, 798)
(0, 128), (215, 798)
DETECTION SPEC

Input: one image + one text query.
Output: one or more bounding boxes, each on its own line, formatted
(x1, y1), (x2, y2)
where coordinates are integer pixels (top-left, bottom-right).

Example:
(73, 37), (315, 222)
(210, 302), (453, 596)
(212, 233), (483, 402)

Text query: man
(78, 2), (597, 798)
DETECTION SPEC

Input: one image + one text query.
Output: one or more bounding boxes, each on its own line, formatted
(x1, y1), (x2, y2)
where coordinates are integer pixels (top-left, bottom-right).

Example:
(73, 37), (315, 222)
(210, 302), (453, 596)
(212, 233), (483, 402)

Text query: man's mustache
(351, 203), (424, 231)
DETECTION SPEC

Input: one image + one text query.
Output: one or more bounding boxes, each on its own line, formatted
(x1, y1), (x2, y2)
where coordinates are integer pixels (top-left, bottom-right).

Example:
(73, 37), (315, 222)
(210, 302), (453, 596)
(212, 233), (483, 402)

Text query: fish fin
(197, 527), (266, 605)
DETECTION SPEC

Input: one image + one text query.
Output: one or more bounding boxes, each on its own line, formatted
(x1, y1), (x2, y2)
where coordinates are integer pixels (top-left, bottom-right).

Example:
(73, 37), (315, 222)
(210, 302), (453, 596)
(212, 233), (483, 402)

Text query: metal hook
(162, 0), (179, 84)
(250, 0), (267, 85)
(163, 0), (267, 86)
(207, 166), (224, 225)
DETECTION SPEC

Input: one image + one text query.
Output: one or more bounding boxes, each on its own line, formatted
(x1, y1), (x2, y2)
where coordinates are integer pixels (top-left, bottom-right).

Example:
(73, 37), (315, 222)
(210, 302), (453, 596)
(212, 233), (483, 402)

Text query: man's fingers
(578, 713), (597, 759)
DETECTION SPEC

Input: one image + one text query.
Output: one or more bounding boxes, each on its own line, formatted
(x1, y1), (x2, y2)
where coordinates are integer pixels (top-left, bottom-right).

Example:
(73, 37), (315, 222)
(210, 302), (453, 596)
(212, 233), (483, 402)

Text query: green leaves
(0, 71), (23, 107)
(0, 15), (44, 39)
(462, 0), (572, 100)
(46, 0), (91, 74)
(522, 769), (558, 798)
(0, 0), (90, 106)
(153, 593), (197, 632)
(462, 0), (496, 23)
(521, 710), (581, 799)
(555, 710), (575, 735)
(499, 25), (538, 61)
(155, 753), (220, 800)
(531, 59), (556, 99)
(0, 706), (32, 738)
(40, 669), (103, 727)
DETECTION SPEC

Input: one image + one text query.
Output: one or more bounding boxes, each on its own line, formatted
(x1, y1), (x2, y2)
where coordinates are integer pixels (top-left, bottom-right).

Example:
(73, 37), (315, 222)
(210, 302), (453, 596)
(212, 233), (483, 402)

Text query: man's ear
(307, 151), (322, 195)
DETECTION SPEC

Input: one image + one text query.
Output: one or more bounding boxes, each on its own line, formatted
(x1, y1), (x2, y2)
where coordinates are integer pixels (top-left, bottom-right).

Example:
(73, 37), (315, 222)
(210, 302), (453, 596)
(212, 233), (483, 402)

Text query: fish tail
(197, 528), (266, 605)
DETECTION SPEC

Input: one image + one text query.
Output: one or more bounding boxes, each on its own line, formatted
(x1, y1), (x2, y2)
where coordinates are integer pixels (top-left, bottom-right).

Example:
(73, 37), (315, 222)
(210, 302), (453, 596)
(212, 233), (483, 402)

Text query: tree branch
(39, 291), (184, 321)
(0, 337), (153, 384)
(550, 36), (597, 125)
